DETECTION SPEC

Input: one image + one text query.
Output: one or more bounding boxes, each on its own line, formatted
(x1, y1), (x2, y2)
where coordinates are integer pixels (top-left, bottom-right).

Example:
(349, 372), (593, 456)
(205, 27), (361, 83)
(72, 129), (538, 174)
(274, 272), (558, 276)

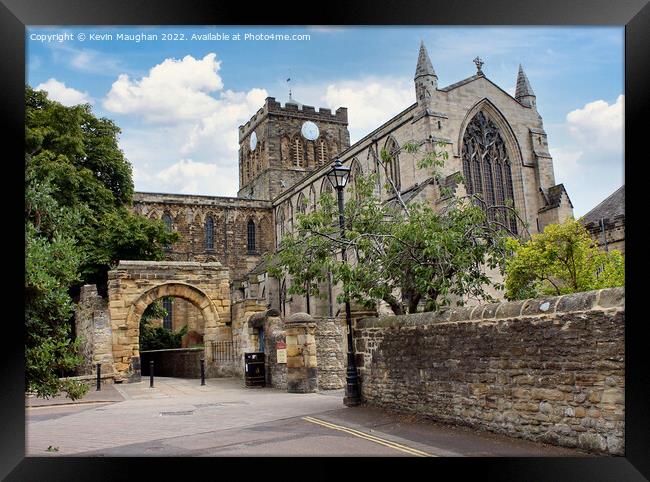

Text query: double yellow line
(302, 416), (433, 457)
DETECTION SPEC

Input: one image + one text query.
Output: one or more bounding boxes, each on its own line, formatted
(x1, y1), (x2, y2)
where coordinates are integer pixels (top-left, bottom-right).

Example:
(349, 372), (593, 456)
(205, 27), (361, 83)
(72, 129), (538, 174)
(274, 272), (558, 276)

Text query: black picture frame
(2, 0), (647, 480)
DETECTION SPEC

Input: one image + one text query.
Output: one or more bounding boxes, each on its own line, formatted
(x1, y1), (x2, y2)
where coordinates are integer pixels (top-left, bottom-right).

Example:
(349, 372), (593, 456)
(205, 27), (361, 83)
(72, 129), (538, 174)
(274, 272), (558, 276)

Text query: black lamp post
(326, 158), (361, 407)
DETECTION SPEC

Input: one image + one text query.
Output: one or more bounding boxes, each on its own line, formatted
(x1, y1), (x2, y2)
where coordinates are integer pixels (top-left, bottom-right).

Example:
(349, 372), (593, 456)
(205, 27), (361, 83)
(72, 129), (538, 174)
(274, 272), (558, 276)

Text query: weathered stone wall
(264, 314), (287, 390)
(141, 348), (204, 378)
(75, 284), (115, 377)
(585, 216), (625, 255)
(131, 192), (273, 283)
(354, 288), (625, 455)
(315, 318), (346, 390)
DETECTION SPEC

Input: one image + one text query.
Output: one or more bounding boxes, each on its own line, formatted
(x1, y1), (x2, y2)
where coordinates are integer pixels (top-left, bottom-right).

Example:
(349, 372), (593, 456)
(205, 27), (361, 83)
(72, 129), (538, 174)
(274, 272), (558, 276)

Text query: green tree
(25, 168), (88, 399)
(25, 85), (179, 398)
(504, 218), (624, 300)
(269, 141), (517, 315)
(25, 85), (179, 292)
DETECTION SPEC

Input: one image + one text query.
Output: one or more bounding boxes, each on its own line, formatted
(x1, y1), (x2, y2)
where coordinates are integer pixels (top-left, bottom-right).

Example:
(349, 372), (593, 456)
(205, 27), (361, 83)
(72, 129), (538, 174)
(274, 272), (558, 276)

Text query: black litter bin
(244, 352), (265, 387)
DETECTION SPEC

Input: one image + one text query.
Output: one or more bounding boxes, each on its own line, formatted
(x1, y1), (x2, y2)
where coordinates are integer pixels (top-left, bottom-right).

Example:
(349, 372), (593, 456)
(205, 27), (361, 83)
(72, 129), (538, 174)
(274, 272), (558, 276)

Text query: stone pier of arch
(107, 260), (231, 382)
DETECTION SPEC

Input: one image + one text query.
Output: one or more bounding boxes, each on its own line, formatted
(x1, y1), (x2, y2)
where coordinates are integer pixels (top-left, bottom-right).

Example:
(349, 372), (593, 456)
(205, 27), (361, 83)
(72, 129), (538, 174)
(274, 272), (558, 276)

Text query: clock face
(301, 121), (320, 141)
(249, 131), (258, 150)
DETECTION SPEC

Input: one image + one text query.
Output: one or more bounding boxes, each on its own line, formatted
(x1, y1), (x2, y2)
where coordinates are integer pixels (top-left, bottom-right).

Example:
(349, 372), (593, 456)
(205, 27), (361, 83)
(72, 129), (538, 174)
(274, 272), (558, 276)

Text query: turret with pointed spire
(515, 64), (536, 109)
(414, 41), (437, 106)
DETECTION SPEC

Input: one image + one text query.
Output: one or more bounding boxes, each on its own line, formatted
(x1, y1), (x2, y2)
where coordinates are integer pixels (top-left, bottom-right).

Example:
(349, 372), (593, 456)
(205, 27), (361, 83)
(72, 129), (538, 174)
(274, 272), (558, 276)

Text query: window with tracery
(461, 111), (518, 234)
(384, 137), (401, 191)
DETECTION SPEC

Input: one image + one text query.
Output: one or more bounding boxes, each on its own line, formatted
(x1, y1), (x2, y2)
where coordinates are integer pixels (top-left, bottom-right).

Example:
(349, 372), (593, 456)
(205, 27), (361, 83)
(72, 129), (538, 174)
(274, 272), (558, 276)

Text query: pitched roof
(581, 185), (625, 226)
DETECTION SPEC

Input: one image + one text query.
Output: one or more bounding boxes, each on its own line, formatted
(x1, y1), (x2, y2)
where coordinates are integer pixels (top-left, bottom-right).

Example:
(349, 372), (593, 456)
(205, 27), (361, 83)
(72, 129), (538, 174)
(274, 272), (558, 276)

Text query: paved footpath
(26, 377), (590, 457)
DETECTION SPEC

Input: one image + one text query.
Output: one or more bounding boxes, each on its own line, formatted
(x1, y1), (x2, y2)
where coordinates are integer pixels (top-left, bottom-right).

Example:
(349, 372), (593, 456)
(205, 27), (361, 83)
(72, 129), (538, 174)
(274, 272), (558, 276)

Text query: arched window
(320, 177), (333, 195)
(247, 218), (256, 254)
(162, 297), (173, 330)
(384, 137), (401, 191)
(162, 212), (173, 250)
(349, 158), (362, 199)
(277, 206), (285, 244)
(293, 137), (304, 167)
(205, 215), (214, 250)
(461, 111), (518, 234)
(309, 185), (317, 211)
(296, 193), (308, 215)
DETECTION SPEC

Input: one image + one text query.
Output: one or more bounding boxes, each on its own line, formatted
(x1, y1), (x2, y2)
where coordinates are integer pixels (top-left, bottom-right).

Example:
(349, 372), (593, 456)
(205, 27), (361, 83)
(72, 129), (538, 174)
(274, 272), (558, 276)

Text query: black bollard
(149, 360), (154, 388)
(200, 358), (206, 386)
(96, 363), (101, 391)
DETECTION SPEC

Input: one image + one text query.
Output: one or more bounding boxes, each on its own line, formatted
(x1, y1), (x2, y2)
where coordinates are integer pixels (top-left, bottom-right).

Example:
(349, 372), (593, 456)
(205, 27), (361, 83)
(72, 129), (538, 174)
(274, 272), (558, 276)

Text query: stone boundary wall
(315, 318), (346, 390)
(354, 288), (625, 455)
(75, 284), (115, 377)
(140, 348), (204, 378)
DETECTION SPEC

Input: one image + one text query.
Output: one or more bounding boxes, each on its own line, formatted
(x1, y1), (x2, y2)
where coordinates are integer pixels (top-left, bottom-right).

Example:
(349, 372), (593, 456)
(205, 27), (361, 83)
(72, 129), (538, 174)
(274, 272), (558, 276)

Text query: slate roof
(582, 185), (625, 226)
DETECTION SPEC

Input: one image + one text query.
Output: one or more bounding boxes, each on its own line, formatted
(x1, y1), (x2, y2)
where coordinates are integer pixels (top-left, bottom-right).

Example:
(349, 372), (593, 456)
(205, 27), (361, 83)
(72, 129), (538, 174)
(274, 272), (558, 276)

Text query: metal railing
(211, 340), (241, 363)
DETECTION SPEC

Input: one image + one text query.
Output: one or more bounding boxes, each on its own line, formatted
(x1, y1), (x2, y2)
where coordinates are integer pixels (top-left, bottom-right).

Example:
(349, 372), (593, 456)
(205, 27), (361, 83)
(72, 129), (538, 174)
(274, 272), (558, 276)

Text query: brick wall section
(354, 288), (624, 455)
(315, 318), (346, 390)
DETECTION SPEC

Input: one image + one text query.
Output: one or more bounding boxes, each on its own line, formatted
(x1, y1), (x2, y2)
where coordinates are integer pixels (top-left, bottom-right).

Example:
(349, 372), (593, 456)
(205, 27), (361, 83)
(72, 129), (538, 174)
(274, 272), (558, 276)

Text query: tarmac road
(25, 377), (591, 458)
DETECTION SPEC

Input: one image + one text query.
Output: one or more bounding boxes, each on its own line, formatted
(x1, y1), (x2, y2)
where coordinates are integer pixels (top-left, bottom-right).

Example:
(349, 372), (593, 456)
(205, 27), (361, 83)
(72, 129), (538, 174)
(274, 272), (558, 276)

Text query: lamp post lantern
(326, 159), (361, 407)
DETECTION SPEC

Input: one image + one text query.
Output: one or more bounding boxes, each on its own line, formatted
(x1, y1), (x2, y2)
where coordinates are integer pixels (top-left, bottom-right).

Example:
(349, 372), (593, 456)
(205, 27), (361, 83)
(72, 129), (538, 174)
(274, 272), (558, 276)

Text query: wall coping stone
(286, 312), (315, 324)
(356, 288), (624, 329)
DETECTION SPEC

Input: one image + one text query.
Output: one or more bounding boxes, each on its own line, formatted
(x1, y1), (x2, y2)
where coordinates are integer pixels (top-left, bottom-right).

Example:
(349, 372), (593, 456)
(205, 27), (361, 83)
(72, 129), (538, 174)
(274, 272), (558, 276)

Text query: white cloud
(34, 78), (92, 106)
(551, 95), (624, 217)
(566, 94), (623, 153)
(322, 78), (413, 142)
(138, 159), (238, 196)
(103, 53), (227, 123)
(103, 53), (267, 195)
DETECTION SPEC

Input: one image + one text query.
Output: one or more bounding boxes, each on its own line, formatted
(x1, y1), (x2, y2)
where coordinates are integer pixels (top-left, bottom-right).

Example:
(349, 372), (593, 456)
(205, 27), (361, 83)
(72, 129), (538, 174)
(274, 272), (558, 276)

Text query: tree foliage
(268, 141), (517, 315)
(25, 86), (179, 399)
(504, 218), (624, 300)
(25, 169), (88, 399)
(139, 301), (189, 351)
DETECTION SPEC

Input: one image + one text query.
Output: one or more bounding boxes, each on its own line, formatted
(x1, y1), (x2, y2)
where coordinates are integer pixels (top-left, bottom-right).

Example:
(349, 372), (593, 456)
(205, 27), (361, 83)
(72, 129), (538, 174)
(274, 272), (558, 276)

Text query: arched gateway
(107, 260), (231, 382)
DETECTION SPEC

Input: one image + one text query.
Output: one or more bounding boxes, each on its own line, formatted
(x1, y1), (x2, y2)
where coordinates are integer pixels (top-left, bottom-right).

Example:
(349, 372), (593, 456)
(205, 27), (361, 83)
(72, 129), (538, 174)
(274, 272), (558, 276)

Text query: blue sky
(27, 26), (624, 217)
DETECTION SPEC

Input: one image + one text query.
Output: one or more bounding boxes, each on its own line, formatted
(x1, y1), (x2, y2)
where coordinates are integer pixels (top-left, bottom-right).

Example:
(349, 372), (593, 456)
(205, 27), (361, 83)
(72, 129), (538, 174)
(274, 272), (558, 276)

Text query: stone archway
(107, 261), (230, 382)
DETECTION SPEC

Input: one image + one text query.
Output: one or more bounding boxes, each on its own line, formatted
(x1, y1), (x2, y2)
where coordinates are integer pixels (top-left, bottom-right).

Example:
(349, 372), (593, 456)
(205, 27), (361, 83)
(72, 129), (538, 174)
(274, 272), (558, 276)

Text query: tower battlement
(239, 97), (347, 141)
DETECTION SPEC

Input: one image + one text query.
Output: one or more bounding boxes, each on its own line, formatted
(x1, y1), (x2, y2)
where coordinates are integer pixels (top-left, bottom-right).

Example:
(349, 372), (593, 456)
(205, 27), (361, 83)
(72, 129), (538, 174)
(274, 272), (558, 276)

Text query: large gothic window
(461, 111), (518, 234)
(384, 137), (401, 191)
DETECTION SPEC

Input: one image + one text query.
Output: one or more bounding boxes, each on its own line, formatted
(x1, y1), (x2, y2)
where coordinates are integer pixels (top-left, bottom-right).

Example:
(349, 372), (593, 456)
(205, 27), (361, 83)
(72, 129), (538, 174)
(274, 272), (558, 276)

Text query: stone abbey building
(78, 42), (575, 383)
(130, 42), (573, 343)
